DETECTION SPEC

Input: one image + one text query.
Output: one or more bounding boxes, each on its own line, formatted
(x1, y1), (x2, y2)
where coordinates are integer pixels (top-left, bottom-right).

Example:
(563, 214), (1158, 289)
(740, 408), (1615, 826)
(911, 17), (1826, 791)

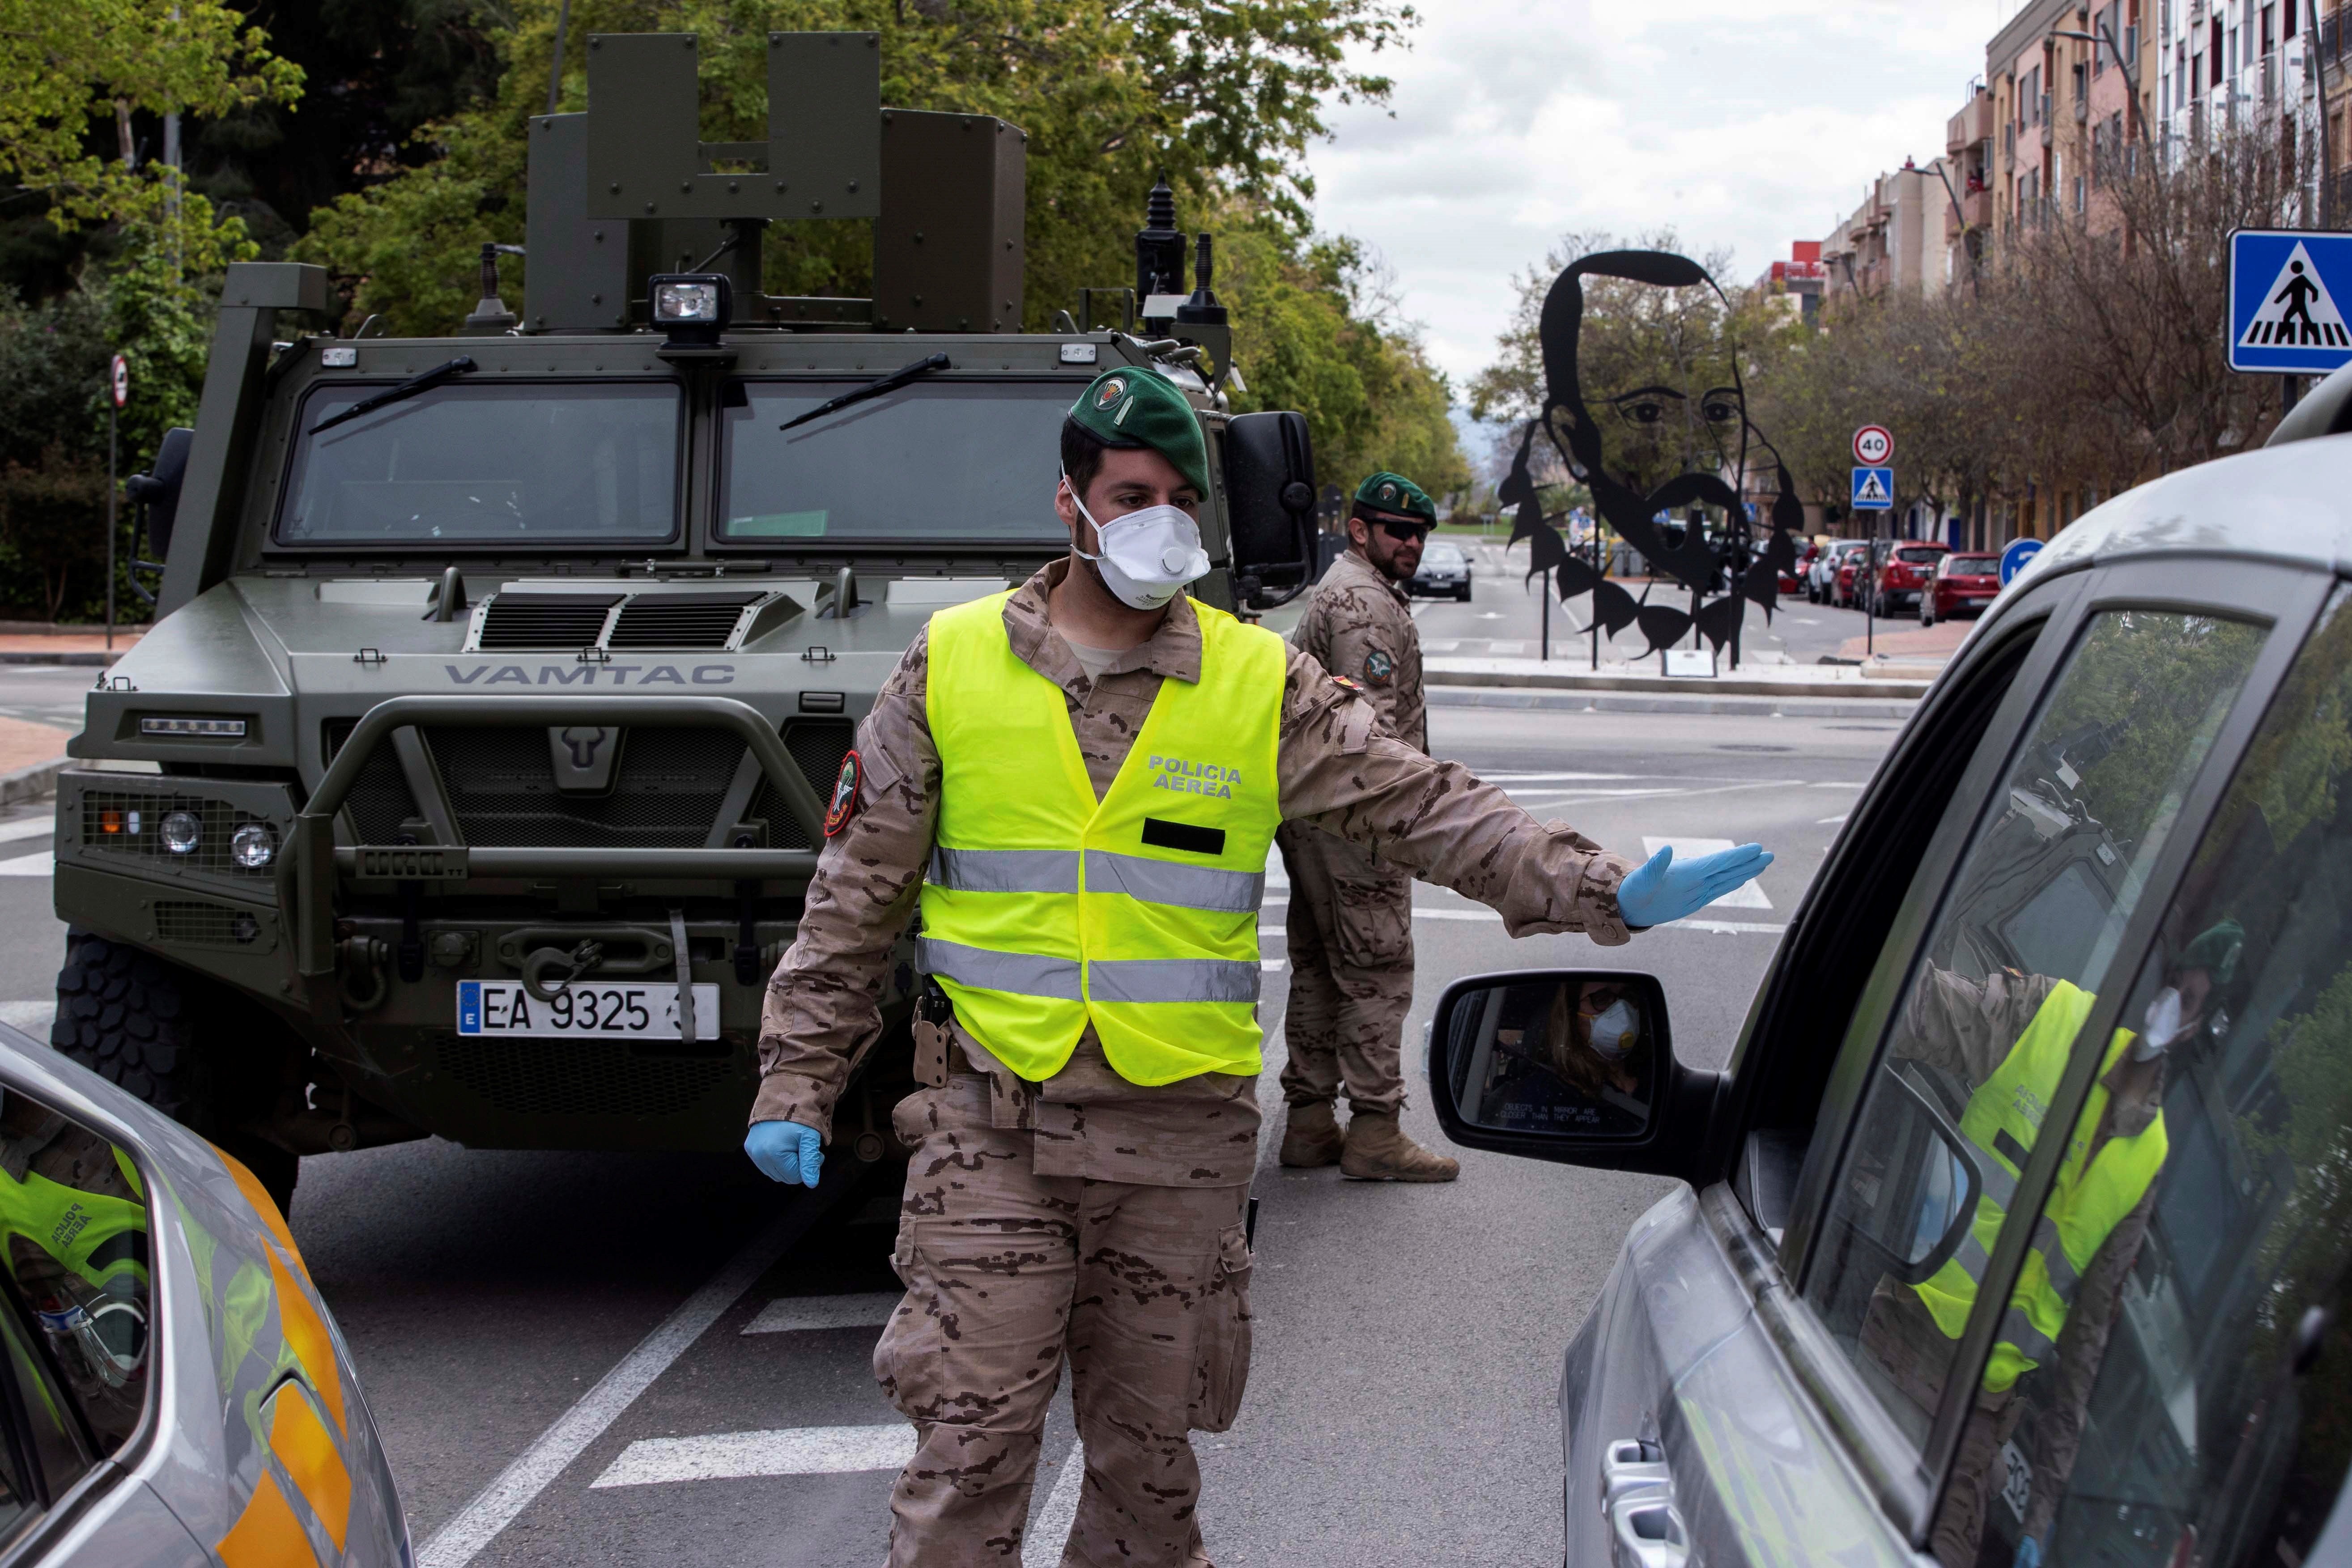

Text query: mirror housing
(1425, 969), (1722, 1184)
(1221, 410), (1317, 606)
(1825, 1062), (1984, 1287)
(126, 427), (194, 564)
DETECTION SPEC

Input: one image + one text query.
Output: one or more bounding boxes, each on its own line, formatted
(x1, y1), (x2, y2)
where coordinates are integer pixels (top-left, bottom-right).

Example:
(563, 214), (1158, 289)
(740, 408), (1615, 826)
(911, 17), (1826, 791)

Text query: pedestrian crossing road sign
(1851, 466), (1893, 510)
(2229, 229), (2352, 374)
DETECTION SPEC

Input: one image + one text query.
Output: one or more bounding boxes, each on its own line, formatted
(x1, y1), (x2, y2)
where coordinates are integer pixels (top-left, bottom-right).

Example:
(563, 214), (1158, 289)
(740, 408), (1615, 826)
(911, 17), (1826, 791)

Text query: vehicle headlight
(160, 812), (201, 856)
(230, 822), (276, 869)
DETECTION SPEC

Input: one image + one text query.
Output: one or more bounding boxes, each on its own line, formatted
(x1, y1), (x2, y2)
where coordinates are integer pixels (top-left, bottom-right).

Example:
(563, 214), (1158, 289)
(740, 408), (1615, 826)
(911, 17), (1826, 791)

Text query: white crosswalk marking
(0, 1001), (54, 1034)
(1023, 1443), (1086, 1568)
(740, 1293), (902, 1336)
(1641, 836), (1774, 909)
(588, 1425), (916, 1488)
(0, 853), (52, 877)
(0, 816), (55, 844)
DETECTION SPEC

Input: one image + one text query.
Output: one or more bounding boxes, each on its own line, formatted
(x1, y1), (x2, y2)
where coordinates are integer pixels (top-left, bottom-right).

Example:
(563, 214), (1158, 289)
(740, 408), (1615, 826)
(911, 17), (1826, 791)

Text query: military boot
(1278, 1101), (1344, 1168)
(1340, 1110), (1460, 1182)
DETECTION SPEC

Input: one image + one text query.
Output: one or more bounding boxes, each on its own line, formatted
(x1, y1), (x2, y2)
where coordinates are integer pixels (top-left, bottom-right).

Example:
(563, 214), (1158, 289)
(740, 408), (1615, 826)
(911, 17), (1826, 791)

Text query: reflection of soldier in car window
(0, 1093), (150, 1449)
(1478, 980), (1651, 1136)
(1865, 922), (2237, 1566)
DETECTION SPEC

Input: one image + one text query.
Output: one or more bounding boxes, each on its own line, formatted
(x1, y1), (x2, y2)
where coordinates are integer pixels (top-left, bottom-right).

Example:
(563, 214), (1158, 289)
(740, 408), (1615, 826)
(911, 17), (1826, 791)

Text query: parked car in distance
(1921, 551), (2002, 625)
(1871, 541), (1948, 613)
(1809, 540), (1866, 603)
(1425, 367), (2352, 1568)
(1834, 544), (1872, 608)
(1409, 538), (1473, 600)
(0, 1007), (408, 1566)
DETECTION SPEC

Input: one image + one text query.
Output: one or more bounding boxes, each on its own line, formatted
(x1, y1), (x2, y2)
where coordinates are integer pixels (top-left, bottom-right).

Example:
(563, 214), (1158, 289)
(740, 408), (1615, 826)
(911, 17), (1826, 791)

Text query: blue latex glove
(2013, 1538), (2041, 1568)
(744, 1119), (824, 1186)
(1617, 842), (1774, 928)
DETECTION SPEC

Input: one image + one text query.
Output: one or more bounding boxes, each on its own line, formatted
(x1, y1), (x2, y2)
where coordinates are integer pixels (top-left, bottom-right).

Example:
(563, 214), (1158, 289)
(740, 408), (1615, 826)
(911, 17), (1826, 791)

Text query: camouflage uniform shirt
(754, 561), (1635, 1187)
(1290, 547), (1425, 752)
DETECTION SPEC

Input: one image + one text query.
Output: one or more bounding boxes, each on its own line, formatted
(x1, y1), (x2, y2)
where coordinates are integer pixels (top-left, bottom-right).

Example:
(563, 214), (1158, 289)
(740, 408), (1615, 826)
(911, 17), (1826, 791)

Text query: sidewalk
(0, 629), (143, 667)
(1832, 619), (1966, 672)
(1425, 654), (1936, 700)
(0, 717), (71, 804)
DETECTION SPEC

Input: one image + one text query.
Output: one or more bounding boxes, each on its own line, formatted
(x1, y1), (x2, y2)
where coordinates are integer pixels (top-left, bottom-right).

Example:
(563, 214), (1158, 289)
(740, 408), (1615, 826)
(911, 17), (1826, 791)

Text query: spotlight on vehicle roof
(650, 273), (731, 346)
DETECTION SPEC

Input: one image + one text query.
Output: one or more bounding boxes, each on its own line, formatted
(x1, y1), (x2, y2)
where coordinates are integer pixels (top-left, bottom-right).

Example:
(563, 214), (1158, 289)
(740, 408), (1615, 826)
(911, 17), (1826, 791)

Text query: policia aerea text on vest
(742, 368), (1774, 1568)
(1863, 921), (2238, 1567)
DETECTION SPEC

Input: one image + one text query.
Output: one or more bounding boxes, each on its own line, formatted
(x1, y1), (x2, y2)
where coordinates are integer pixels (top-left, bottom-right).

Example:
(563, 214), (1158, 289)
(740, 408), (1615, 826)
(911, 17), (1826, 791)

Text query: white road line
(1413, 907), (1501, 922)
(1023, 1442), (1087, 1568)
(0, 853), (52, 877)
(1817, 814), (1850, 825)
(1808, 781), (1871, 789)
(1642, 836), (1772, 909)
(418, 1201), (822, 1568)
(0, 816), (55, 845)
(0, 1001), (53, 1034)
(740, 1292), (901, 1336)
(1261, 958), (1287, 972)
(1664, 918), (1787, 936)
(588, 1425), (915, 1488)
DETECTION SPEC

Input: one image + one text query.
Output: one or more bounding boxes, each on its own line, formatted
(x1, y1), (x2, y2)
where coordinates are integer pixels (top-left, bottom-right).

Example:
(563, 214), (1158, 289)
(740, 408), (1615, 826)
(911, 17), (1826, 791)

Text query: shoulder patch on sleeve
(1330, 674), (1365, 694)
(823, 749), (863, 837)
(1363, 648), (1394, 687)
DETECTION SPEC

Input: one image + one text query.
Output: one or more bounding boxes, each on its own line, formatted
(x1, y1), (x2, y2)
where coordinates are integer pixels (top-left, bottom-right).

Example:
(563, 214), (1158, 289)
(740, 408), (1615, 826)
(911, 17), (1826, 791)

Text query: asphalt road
(0, 667), (1905, 1566)
(1399, 536), (1903, 667)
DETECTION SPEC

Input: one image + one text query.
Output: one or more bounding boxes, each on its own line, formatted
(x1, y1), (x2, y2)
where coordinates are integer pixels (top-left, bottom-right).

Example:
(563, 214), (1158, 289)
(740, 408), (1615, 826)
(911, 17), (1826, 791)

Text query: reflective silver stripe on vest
(1088, 957), (1263, 1005)
(917, 938), (1085, 1000)
(2034, 1217), (2080, 1303)
(1978, 1155), (2020, 1211)
(927, 848), (1081, 895)
(1998, 1305), (2056, 1364)
(1085, 851), (1265, 914)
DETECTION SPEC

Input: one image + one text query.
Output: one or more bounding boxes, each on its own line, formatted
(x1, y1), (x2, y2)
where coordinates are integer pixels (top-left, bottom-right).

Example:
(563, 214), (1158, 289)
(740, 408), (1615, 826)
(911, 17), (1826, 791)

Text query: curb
(0, 758), (66, 807)
(1423, 665), (1934, 702)
(0, 652), (123, 667)
(1428, 685), (1919, 720)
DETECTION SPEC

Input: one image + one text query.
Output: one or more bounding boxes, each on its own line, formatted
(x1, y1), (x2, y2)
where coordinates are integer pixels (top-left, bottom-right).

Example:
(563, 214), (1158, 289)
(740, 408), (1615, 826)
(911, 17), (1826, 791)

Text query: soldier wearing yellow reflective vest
(745, 367), (1771, 1568)
(1863, 921), (2238, 1567)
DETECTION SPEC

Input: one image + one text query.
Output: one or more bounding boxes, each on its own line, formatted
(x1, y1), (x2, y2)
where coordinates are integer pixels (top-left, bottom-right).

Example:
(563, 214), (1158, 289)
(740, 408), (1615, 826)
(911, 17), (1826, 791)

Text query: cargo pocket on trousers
(1188, 1223), (1254, 1433)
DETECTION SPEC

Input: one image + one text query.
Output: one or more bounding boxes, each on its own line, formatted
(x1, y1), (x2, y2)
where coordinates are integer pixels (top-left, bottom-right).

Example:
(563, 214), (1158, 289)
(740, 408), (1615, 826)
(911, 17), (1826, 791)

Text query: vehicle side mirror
(1425, 969), (1721, 1183)
(126, 427), (194, 565)
(1822, 1062), (1983, 1286)
(1221, 410), (1316, 605)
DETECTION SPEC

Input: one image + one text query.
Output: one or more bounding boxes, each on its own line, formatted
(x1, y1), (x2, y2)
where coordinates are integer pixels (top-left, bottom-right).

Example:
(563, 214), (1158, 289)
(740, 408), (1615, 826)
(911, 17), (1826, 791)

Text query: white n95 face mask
(2135, 986), (2188, 1061)
(1065, 474), (1211, 610)
(1588, 998), (1639, 1062)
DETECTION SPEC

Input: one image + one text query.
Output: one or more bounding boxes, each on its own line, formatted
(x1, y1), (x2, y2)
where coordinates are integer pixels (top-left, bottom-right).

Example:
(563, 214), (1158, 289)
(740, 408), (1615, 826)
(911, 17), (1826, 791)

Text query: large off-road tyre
(49, 934), (299, 1214)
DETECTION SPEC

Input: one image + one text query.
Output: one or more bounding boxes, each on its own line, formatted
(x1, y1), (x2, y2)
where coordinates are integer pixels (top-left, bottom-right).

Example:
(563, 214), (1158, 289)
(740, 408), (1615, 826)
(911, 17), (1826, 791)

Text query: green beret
(1354, 471), (1438, 525)
(1067, 368), (1210, 497)
(2179, 918), (2244, 986)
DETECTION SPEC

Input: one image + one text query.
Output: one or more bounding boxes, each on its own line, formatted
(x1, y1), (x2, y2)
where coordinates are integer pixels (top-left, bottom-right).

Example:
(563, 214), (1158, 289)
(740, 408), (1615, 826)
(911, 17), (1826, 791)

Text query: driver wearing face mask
(1865, 919), (2241, 1568)
(744, 365), (1769, 1568)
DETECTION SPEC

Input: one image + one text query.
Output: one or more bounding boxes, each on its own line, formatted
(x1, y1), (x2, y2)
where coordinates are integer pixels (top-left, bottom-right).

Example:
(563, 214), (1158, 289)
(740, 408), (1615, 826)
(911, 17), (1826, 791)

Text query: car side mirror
(1425, 969), (1722, 1182)
(1822, 1061), (1984, 1287)
(1221, 410), (1316, 606)
(126, 426), (194, 565)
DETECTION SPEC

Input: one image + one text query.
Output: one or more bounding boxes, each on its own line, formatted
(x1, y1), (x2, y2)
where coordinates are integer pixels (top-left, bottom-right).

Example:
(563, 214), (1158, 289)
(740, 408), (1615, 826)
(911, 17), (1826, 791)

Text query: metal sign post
(1852, 463), (1894, 660)
(106, 354), (128, 650)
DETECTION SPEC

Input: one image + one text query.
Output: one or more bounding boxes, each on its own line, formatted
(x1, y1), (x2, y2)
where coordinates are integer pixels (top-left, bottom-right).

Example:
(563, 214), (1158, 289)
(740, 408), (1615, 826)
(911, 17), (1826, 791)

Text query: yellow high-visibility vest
(920, 591), (1285, 1084)
(1910, 980), (2169, 1392)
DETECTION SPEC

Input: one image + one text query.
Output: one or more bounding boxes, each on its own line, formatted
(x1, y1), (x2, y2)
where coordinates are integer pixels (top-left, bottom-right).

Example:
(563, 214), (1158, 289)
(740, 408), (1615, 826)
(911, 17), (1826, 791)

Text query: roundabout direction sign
(1852, 424), (1893, 466)
(1999, 537), (2043, 586)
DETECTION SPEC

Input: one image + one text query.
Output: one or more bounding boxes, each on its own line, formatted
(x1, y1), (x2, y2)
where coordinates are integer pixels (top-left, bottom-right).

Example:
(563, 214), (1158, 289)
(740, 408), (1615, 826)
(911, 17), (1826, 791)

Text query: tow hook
(521, 939), (605, 1003)
(337, 935), (391, 1012)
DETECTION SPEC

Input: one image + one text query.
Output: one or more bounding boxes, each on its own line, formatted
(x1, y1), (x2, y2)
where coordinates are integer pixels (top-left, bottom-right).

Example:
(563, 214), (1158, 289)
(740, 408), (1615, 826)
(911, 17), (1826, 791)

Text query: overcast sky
(1303, 0), (2025, 395)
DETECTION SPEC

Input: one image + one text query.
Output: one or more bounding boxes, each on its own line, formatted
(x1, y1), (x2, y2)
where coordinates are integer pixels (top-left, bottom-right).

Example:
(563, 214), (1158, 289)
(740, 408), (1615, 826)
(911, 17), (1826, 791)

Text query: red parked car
(1920, 551), (2002, 625)
(1870, 542), (1948, 613)
(1834, 546), (1871, 607)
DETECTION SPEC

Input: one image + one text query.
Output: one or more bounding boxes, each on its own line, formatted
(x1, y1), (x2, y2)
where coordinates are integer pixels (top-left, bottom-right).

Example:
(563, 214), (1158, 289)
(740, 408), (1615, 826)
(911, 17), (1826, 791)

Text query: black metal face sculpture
(1499, 249), (1801, 657)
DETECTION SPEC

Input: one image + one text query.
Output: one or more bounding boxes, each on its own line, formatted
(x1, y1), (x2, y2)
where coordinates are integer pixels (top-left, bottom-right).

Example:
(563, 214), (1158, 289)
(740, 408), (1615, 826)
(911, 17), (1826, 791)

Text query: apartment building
(1820, 159), (1952, 300)
(2155, 0), (2318, 148)
(1946, 86), (1997, 284)
(2315, 0), (2349, 221)
(1990, 0), (2160, 238)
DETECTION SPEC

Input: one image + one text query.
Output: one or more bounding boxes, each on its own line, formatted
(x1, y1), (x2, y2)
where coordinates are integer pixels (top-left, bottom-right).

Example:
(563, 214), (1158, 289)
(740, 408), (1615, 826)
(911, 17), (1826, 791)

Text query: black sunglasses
(1370, 515), (1431, 542)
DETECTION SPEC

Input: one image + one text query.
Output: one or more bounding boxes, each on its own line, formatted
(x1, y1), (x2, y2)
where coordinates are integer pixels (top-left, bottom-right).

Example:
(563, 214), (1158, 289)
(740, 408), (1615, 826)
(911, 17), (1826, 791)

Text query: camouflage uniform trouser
(877, 1077), (1253, 1568)
(1276, 822), (1414, 1115)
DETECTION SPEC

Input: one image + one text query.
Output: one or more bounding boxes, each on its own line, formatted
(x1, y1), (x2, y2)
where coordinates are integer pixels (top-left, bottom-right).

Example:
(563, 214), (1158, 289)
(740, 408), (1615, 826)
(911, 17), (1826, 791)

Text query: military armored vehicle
(52, 31), (1321, 1210)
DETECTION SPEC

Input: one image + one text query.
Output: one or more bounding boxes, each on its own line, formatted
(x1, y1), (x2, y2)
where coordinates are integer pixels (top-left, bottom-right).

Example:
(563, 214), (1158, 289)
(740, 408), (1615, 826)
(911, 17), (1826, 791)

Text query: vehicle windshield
(1895, 547), (1944, 564)
(277, 381), (682, 546)
(1422, 542), (1466, 565)
(721, 379), (1081, 544)
(1948, 554), (1998, 570)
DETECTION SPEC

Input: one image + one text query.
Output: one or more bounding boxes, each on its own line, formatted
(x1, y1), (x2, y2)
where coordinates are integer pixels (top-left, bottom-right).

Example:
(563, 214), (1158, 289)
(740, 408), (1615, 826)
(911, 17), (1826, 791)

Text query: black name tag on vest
(1142, 817), (1226, 857)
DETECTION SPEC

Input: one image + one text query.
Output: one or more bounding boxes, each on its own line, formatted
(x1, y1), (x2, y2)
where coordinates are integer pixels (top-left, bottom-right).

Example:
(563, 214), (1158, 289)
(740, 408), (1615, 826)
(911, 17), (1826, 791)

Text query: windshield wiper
(309, 355), (478, 436)
(779, 351), (951, 433)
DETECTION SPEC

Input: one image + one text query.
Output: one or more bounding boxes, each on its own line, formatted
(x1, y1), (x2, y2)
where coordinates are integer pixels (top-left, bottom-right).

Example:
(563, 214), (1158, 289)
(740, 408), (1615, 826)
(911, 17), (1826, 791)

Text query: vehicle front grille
(154, 900), (261, 946)
(79, 793), (274, 876)
(324, 720), (422, 844)
(753, 719), (854, 851)
(428, 725), (746, 848)
(437, 1034), (733, 1117)
(606, 592), (759, 650)
(476, 593), (621, 650)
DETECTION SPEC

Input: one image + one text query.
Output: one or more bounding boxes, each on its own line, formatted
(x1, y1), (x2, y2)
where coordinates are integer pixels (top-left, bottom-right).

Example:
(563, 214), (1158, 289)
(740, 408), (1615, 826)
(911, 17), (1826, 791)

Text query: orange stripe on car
(266, 1246), (348, 1436)
(216, 1470), (320, 1568)
(268, 1382), (353, 1552)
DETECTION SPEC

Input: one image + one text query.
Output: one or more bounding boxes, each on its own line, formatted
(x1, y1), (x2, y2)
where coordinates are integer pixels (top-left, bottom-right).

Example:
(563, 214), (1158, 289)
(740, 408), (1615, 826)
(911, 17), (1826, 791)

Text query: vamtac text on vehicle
(55, 31), (1323, 1212)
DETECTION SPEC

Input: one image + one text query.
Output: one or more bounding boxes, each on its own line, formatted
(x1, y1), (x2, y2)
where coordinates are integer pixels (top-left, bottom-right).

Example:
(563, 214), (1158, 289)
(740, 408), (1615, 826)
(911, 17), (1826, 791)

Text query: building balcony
(1944, 187), (1993, 237)
(1948, 93), (1994, 154)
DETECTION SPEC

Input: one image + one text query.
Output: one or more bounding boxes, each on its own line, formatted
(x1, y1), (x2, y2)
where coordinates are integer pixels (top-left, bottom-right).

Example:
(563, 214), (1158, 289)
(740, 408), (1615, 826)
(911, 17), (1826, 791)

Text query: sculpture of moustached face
(1498, 250), (1801, 657)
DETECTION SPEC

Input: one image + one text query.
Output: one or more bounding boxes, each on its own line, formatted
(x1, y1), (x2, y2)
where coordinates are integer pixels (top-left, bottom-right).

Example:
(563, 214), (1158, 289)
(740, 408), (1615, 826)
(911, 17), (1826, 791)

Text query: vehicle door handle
(1600, 1437), (1671, 1514)
(1610, 1494), (1689, 1568)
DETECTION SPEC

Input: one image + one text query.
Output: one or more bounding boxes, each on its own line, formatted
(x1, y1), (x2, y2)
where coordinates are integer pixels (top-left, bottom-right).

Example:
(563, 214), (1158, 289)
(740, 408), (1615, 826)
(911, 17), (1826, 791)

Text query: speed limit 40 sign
(1853, 424), (1893, 465)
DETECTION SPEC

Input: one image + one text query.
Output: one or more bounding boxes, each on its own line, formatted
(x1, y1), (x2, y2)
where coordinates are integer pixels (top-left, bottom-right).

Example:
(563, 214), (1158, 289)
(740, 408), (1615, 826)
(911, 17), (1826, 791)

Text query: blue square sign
(1851, 466), (1893, 511)
(2229, 229), (2352, 374)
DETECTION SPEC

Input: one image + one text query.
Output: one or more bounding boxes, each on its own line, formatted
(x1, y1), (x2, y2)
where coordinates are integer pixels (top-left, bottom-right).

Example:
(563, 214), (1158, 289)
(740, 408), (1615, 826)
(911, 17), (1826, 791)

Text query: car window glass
(0, 1296), (87, 1513)
(0, 1088), (150, 1457)
(1801, 609), (2267, 1460)
(1949, 593), (2352, 1568)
